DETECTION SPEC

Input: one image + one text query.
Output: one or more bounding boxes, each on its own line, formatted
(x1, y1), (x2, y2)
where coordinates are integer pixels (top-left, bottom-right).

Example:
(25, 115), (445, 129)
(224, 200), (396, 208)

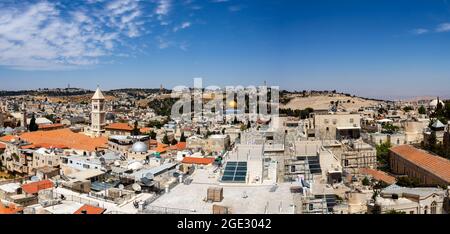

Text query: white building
(369, 184), (447, 214)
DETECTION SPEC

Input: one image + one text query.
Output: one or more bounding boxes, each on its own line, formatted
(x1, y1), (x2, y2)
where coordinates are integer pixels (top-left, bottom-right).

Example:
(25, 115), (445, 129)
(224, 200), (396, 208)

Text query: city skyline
(1, 0), (450, 99)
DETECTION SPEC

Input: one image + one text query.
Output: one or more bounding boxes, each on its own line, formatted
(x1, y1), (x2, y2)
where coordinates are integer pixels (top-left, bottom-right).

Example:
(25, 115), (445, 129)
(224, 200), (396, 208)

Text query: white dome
(127, 161), (143, 170)
(131, 141), (148, 153)
(430, 99), (444, 107)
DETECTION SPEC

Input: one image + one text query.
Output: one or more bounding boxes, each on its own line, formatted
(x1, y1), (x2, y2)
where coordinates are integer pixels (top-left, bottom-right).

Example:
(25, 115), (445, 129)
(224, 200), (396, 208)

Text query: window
(431, 201), (437, 214)
(83, 164), (90, 169)
(410, 211), (414, 214)
(424, 206), (428, 214)
(350, 118), (354, 123)
(309, 204), (313, 211)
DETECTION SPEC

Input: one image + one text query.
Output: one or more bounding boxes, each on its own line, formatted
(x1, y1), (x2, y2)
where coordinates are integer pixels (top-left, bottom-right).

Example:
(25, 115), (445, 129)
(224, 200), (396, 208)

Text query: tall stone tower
(91, 86), (106, 136)
(0, 102), (3, 128)
(21, 102), (27, 128)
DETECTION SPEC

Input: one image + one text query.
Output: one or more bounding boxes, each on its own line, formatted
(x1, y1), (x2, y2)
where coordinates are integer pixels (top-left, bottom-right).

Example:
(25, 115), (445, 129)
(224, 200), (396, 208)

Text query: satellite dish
(30, 176), (40, 182)
(132, 183), (142, 192)
(99, 157), (106, 164)
(118, 184), (124, 190)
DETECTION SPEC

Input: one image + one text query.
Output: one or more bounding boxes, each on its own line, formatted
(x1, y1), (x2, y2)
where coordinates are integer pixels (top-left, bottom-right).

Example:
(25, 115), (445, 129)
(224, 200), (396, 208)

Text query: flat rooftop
(149, 168), (295, 214)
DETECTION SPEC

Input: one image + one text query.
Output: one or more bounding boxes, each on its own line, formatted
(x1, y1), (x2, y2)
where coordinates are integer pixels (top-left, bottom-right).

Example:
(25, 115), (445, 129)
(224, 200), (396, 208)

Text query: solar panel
(221, 161), (247, 183)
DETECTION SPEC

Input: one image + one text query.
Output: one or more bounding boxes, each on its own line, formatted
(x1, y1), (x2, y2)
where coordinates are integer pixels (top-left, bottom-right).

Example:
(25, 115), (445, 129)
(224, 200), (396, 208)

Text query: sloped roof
(390, 145), (450, 183)
(92, 87), (105, 100)
(21, 180), (54, 194)
(105, 123), (133, 131)
(431, 120), (445, 129)
(182, 157), (215, 165)
(0, 203), (23, 214)
(18, 128), (107, 152)
(74, 204), (105, 214)
(359, 168), (396, 184)
(169, 142), (187, 151)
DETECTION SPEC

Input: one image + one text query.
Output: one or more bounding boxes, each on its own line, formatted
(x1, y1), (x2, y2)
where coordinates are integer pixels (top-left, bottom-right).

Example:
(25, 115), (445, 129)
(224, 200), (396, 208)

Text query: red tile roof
(359, 168), (396, 184)
(169, 142), (187, 151)
(390, 145), (450, 183)
(0, 143), (5, 150)
(0, 135), (15, 142)
(182, 157), (215, 165)
(38, 123), (65, 130)
(74, 204), (106, 214)
(21, 180), (54, 194)
(0, 203), (23, 214)
(105, 123), (133, 131)
(20, 143), (68, 150)
(140, 127), (153, 134)
(18, 129), (107, 152)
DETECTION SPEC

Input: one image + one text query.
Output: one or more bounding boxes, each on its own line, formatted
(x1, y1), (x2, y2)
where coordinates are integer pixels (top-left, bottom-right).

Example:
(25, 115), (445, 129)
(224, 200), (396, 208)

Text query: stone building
(390, 145), (450, 186)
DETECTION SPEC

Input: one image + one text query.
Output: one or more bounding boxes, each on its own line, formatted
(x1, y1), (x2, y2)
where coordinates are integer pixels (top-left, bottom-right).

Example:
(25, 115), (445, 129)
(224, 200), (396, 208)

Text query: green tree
(403, 106), (413, 112)
(396, 176), (420, 187)
(233, 116), (239, 124)
(180, 132), (186, 142)
(240, 123), (247, 131)
(28, 114), (39, 132)
(382, 124), (399, 134)
(132, 121), (141, 136)
(418, 105), (426, 115)
(148, 130), (157, 140)
(426, 131), (437, 152)
(376, 142), (392, 171)
(362, 177), (370, 186)
(162, 134), (170, 145)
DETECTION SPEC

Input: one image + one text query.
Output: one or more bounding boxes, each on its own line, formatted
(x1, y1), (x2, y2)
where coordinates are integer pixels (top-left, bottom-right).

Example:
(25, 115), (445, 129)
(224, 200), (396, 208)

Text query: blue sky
(0, 0), (450, 100)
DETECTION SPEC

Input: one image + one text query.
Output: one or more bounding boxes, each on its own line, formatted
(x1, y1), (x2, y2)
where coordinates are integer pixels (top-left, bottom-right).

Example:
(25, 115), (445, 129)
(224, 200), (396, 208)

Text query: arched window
(431, 201), (437, 214)
(424, 206), (428, 214)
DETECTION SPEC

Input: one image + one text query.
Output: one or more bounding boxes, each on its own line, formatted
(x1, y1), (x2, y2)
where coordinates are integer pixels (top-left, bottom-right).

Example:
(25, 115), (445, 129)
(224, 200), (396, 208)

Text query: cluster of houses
(0, 88), (449, 214)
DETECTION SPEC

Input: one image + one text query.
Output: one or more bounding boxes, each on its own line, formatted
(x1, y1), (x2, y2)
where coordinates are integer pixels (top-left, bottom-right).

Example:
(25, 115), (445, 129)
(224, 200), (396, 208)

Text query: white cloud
(155, 0), (171, 17)
(228, 5), (243, 12)
(173, 22), (192, 32)
(411, 28), (429, 35)
(436, 23), (450, 32)
(0, 0), (147, 70)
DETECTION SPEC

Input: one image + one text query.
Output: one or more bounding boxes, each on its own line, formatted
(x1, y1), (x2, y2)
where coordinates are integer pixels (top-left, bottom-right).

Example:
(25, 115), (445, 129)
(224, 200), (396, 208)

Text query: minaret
(0, 102), (3, 128)
(91, 86), (106, 136)
(21, 102), (27, 128)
